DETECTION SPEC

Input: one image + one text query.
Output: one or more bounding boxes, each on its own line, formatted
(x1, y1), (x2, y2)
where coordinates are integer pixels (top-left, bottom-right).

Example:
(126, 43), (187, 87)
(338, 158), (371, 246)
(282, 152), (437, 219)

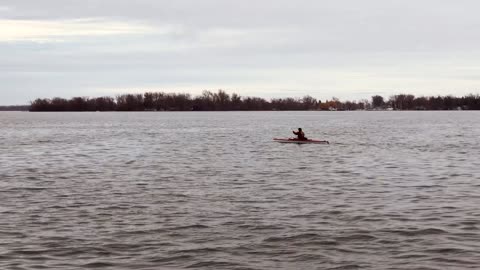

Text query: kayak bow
(273, 138), (329, 144)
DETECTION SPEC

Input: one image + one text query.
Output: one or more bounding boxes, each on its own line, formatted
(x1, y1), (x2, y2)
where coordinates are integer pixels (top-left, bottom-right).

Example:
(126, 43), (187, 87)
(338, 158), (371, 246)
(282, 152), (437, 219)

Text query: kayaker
(293, 128), (307, 140)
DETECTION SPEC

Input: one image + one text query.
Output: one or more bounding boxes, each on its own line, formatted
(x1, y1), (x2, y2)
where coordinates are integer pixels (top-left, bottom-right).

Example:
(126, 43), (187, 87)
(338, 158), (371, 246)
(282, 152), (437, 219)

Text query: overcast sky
(1, 0), (480, 104)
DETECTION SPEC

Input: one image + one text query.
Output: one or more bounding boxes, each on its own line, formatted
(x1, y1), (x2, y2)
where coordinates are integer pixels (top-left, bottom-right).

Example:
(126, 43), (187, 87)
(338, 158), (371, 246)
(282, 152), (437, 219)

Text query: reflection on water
(1, 111), (480, 269)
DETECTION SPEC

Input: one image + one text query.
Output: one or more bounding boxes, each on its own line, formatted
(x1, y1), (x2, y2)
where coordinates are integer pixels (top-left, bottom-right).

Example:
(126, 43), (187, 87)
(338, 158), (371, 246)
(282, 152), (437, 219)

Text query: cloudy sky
(1, 0), (480, 104)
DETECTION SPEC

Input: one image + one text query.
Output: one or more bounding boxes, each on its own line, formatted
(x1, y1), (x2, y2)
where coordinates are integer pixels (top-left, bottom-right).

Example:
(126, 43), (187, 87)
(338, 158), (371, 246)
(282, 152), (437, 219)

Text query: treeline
(371, 94), (480, 110)
(30, 90), (326, 111)
(28, 90), (480, 111)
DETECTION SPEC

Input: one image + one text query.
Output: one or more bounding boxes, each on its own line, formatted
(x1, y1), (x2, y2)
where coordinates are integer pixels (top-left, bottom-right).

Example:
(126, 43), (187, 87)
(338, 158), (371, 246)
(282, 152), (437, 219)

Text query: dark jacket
(293, 130), (306, 140)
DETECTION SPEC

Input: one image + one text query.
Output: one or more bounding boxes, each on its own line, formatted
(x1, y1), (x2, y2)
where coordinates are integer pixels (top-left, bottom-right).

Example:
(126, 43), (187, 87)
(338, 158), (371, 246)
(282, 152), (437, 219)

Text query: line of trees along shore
(29, 90), (480, 111)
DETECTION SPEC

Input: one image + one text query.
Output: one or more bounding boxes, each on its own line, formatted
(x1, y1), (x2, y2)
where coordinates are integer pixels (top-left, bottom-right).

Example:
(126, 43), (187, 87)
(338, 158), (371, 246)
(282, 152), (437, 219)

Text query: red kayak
(273, 138), (329, 144)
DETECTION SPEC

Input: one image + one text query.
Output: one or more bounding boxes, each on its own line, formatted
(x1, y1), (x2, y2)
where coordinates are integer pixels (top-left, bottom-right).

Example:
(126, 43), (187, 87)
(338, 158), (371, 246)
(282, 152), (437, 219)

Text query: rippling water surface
(1, 111), (480, 269)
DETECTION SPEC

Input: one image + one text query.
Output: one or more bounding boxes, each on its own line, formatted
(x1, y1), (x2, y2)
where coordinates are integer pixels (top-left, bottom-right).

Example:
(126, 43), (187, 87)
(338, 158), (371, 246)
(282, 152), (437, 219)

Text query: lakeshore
(19, 91), (480, 111)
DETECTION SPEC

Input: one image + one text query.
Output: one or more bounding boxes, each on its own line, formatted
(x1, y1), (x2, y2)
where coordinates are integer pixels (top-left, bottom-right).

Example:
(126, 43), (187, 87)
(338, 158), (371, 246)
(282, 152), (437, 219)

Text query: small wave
(148, 254), (193, 263)
(112, 228), (169, 237)
(334, 234), (377, 242)
(290, 253), (330, 262)
(236, 224), (283, 231)
(258, 187), (288, 191)
(290, 214), (315, 218)
(230, 200), (277, 204)
(173, 247), (222, 254)
(333, 170), (353, 174)
(7, 187), (50, 191)
(348, 215), (367, 221)
(424, 247), (469, 254)
(82, 261), (116, 268)
(101, 243), (144, 251)
(309, 240), (338, 246)
(263, 233), (321, 243)
(11, 249), (49, 256)
(382, 228), (447, 236)
(53, 246), (117, 257)
(0, 231), (27, 238)
(327, 265), (362, 270)
(326, 210), (343, 215)
(186, 260), (241, 268)
(460, 220), (478, 226)
(175, 224), (210, 230)
(461, 225), (478, 231)
(432, 257), (479, 265)
(393, 253), (428, 259)
(412, 185), (444, 189)
(333, 247), (368, 254)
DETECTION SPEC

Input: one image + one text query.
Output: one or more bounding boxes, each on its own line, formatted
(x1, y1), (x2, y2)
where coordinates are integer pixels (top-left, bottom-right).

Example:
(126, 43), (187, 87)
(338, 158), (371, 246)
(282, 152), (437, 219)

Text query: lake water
(1, 111), (479, 269)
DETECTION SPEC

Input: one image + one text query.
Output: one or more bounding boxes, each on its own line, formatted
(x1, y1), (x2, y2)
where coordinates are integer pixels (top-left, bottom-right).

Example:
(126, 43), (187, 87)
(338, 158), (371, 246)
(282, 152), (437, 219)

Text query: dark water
(1, 111), (479, 270)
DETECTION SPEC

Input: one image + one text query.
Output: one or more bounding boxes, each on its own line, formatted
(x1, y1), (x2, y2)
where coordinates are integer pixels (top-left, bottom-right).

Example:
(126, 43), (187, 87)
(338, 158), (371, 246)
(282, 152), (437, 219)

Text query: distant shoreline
(0, 105), (30, 111)
(14, 90), (480, 111)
